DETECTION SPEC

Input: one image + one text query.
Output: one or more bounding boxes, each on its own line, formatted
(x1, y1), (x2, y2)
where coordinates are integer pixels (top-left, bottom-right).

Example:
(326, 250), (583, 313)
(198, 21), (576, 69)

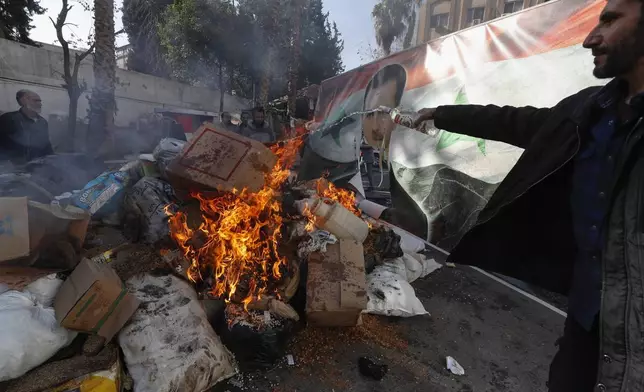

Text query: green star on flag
(436, 87), (487, 155)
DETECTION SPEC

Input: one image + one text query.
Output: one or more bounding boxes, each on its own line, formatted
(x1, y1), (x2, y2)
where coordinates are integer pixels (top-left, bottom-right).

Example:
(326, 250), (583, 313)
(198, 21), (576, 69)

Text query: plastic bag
(119, 274), (237, 392)
(152, 138), (185, 179)
(364, 253), (441, 318)
(123, 177), (176, 244)
(0, 275), (76, 381)
(220, 304), (295, 372)
(24, 274), (63, 307)
(72, 171), (131, 217)
(46, 357), (122, 392)
(365, 268), (428, 317)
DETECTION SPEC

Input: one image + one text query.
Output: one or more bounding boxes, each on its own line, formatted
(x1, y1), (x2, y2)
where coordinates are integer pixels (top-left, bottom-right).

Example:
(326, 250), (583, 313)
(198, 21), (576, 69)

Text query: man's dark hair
(252, 106), (265, 114)
(363, 64), (407, 108)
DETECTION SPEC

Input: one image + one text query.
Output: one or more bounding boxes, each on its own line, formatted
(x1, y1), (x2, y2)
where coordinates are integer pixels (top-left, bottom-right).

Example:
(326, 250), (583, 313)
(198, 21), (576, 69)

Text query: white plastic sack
(0, 275), (76, 381)
(366, 268), (427, 318)
(24, 274), (64, 307)
(365, 253), (441, 318)
(119, 274), (237, 392)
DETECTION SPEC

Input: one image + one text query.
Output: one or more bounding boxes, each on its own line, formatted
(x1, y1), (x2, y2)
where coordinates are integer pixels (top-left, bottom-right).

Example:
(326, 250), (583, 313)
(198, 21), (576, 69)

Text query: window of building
(466, 7), (484, 26)
(431, 13), (449, 28)
(503, 0), (523, 14)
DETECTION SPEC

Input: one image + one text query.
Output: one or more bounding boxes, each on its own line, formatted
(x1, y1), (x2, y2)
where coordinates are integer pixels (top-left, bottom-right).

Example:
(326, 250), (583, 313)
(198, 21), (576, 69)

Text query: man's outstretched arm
(415, 105), (552, 149)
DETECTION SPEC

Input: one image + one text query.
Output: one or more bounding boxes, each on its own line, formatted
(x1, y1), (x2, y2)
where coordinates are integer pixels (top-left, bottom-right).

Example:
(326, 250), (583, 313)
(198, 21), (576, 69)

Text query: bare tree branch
(51, 1), (73, 86)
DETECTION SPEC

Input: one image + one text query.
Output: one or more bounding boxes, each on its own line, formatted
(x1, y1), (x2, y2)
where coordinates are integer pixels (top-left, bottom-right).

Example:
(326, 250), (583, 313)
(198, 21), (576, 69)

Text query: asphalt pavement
(213, 263), (565, 392)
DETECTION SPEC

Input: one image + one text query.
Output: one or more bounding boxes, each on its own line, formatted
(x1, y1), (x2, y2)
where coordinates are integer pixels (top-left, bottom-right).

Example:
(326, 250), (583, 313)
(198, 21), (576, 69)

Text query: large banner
(307, 0), (604, 249)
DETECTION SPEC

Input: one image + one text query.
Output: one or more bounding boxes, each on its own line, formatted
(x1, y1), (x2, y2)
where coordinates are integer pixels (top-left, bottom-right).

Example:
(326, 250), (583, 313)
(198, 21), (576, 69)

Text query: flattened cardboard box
(306, 240), (368, 327)
(0, 198), (89, 264)
(167, 123), (278, 193)
(54, 259), (140, 342)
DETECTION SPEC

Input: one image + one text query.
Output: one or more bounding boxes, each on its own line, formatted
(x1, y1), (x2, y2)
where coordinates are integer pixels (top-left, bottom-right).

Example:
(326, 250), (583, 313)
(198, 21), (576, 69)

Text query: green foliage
(372, 0), (418, 56)
(122, 0), (173, 77)
(0, 0), (45, 45)
(157, 0), (344, 100)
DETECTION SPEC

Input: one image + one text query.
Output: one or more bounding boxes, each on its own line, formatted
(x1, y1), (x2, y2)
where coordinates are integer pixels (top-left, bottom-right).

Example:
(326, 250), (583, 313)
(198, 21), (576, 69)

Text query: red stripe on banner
(315, 0), (603, 120)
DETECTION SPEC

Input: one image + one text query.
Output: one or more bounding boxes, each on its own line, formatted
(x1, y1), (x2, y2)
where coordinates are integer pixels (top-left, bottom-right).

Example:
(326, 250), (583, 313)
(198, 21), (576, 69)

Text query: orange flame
(315, 178), (362, 217)
(166, 137), (304, 309)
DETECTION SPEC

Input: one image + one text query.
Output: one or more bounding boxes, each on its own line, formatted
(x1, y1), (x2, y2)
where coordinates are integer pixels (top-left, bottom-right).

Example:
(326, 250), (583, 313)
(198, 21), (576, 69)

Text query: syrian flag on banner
(310, 0), (605, 246)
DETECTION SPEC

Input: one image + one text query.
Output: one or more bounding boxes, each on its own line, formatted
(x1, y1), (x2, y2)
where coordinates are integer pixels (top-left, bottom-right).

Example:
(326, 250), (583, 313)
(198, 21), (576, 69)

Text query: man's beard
(26, 104), (41, 114)
(594, 33), (644, 79)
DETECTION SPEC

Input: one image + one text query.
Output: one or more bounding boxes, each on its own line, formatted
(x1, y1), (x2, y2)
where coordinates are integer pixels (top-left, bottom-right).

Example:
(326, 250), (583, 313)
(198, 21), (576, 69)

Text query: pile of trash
(0, 123), (441, 391)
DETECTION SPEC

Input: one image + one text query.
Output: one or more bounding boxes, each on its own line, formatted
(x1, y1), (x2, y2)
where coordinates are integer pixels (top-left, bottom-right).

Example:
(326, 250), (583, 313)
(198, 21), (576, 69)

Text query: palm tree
(88, 0), (116, 155)
(372, 0), (419, 56)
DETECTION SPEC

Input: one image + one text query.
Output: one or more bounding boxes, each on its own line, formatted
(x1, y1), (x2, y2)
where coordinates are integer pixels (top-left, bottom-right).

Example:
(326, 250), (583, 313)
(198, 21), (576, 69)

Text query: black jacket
(436, 82), (644, 390)
(0, 109), (53, 164)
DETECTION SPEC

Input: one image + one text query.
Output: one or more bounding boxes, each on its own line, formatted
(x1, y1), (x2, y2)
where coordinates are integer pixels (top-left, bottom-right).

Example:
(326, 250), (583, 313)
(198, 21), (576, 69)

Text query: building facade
(416, 0), (550, 44)
(116, 44), (132, 70)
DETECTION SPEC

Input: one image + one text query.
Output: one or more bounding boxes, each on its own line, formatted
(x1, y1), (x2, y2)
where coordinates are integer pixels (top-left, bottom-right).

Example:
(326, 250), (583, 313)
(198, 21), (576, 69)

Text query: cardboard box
(0, 197), (30, 262)
(306, 240), (368, 327)
(0, 198), (90, 264)
(54, 259), (140, 342)
(167, 123), (278, 193)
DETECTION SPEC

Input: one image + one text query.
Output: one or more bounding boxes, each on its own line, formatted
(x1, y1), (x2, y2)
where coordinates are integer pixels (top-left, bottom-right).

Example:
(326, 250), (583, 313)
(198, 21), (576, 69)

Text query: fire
(167, 137), (304, 309)
(314, 179), (361, 217)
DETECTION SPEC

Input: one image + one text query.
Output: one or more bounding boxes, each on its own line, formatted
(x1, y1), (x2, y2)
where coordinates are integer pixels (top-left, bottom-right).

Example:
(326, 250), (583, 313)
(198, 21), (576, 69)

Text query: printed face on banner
(362, 65), (407, 148)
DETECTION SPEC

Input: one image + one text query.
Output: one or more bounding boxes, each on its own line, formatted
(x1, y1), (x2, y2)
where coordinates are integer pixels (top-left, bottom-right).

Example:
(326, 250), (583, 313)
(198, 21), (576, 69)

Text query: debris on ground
(0, 125), (444, 390)
(358, 356), (388, 381)
(1, 344), (119, 392)
(446, 356), (465, 376)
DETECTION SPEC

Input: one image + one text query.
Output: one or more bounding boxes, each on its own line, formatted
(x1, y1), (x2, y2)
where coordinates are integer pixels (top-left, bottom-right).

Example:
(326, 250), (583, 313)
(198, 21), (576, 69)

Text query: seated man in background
(0, 89), (53, 165)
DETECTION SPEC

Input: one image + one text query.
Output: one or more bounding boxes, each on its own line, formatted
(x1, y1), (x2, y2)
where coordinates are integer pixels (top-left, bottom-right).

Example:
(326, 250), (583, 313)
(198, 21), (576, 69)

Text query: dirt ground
(212, 263), (566, 392)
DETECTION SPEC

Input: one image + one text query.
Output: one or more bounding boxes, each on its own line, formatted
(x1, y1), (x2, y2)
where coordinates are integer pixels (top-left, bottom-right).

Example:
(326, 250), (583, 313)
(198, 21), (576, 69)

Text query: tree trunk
(260, 0), (283, 106)
(287, 0), (305, 118)
(89, 0), (116, 156)
(218, 63), (225, 113)
(259, 50), (272, 106)
(67, 89), (80, 151)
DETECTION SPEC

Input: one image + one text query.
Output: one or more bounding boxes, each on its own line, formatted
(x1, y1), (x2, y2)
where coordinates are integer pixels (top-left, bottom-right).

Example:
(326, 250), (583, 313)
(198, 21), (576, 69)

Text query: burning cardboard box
(167, 123), (278, 193)
(307, 239), (368, 327)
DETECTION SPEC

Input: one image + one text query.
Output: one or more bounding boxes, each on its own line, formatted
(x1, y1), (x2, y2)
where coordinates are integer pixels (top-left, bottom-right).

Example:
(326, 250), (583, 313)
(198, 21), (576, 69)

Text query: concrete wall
(0, 39), (251, 127)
